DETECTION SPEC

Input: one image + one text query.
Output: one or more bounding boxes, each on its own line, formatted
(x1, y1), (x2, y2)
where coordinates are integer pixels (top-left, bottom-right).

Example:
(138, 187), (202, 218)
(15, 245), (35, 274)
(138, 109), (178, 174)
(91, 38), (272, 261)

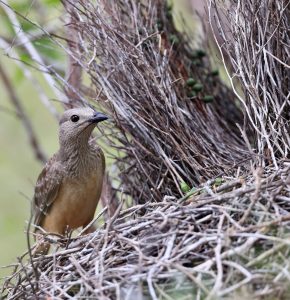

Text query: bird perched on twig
(32, 107), (108, 255)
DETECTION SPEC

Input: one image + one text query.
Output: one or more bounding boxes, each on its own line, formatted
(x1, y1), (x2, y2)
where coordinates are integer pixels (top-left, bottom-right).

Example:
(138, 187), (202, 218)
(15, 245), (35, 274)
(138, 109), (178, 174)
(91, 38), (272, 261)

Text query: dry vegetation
(2, 0), (290, 299)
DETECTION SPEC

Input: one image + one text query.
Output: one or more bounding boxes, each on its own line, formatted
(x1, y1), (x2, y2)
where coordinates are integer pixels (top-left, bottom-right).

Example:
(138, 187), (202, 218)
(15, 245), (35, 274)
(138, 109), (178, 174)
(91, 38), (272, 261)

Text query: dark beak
(89, 112), (108, 124)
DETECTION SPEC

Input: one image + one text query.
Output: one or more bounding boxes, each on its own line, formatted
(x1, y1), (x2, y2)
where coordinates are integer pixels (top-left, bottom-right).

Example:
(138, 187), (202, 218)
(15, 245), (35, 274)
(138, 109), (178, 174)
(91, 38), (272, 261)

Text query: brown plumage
(32, 107), (107, 255)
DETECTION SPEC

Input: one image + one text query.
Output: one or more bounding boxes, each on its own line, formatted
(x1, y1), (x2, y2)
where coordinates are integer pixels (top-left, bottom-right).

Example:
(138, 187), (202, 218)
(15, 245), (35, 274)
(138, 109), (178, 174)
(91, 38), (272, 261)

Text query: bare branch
(0, 62), (47, 163)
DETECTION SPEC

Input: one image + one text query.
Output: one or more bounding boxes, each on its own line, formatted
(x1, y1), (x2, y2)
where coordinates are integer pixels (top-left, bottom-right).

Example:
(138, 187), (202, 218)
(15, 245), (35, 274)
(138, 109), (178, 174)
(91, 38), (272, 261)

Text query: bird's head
(58, 107), (108, 146)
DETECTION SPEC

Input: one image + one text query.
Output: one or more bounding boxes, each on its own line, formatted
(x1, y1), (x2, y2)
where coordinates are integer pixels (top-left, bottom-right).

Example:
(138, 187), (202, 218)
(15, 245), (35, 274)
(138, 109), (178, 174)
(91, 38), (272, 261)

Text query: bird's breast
(45, 168), (104, 232)
(64, 171), (102, 225)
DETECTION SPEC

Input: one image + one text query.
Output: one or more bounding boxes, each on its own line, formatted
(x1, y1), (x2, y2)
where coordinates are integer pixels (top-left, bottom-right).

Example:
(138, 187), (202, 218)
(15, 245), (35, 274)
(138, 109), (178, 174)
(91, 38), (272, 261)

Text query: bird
(32, 107), (108, 255)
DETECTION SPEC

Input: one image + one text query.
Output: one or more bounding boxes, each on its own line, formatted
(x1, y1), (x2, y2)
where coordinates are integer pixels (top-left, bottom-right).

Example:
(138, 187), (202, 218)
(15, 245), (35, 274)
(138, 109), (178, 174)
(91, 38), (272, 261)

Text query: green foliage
(203, 95), (214, 103)
(195, 49), (206, 58)
(192, 83), (203, 92)
(214, 177), (223, 186)
(188, 90), (196, 98)
(186, 78), (196, 87)
(33, 36), (63, 60)
(180, 181), (191, 193)
(43, 0), (60, 6)
(210, 69), (219, 77)
(169, 34), (179, 44)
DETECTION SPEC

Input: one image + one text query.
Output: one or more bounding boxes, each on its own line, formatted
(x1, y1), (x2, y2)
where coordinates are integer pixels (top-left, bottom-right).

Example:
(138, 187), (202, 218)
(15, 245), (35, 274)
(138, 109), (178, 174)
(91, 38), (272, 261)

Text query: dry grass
(2, 0), (290, 299)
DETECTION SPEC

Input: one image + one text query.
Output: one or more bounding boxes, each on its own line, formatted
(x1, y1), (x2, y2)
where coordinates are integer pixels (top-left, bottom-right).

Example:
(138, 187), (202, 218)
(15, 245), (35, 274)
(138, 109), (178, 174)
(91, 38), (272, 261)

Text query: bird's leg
(32, 223), (65, 256)
(64, 225), (72, 237)
(32, 232), (50, 256)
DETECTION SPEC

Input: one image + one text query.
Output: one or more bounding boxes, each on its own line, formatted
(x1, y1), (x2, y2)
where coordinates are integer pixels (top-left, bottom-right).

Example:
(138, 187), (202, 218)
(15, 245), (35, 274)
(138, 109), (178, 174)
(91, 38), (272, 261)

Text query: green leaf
(187, 90), (196, 98)
(211, 69), (219, 76)
(214, 177), (223, 186)
(169, 34), (179, 45)
(203, 95), (214, 103)
(195, 49), (206, 58)
(192, 83), (203, 92)
(180, 181), (191, 193)
(186, 78), (196, 87)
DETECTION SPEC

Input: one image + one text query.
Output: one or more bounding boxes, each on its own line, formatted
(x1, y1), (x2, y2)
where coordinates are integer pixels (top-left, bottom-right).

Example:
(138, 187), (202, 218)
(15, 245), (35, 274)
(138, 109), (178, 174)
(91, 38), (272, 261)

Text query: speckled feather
(33, 153), (64, 229)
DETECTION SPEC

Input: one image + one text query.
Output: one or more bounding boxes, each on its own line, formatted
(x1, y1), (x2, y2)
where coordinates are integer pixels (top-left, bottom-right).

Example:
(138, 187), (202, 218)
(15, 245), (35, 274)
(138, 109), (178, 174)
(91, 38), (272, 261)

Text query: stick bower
(67, 0), (248, 204)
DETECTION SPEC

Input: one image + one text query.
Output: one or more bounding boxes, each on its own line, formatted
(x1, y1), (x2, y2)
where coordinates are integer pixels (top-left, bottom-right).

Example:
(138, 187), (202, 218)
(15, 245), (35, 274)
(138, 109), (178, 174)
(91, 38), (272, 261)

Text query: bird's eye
(70, 115), (79, 122)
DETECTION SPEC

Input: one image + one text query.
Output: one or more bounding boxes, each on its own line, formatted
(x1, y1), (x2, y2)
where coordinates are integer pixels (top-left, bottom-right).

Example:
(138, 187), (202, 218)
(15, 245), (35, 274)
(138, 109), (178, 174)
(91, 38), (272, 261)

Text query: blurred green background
(0, 0), (63, 280)
(0, 0), (195, 281)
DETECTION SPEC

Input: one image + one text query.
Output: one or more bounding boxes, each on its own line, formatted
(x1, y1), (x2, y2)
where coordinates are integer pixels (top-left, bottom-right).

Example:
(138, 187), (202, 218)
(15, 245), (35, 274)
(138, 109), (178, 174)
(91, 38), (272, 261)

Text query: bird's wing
(33, 153), (64, 229)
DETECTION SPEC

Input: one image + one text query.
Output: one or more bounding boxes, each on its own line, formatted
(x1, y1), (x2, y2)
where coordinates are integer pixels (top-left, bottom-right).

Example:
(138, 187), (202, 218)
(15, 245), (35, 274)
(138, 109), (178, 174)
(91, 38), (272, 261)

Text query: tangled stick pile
(3, 163), (290, 299)
(2, 0), (290, 299)
(71, 0), (248, 203)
